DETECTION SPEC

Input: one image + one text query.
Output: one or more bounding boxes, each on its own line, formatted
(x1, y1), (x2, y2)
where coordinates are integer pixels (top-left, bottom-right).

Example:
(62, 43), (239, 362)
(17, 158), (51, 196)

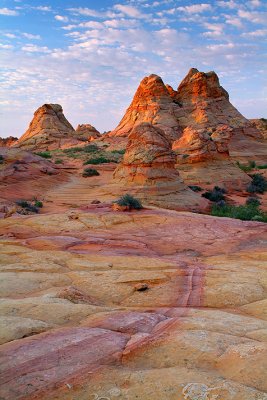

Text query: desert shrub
(16, 200), (39, 213)
(202, 186), (226, 202)
(115, 194), (143, 210)
(55, 159), (63, 164)
(83, 156), (112, 165)
(83, 144), (99, 153)
(111, 149), (126, 155)
(35, 151), (52, 159)
(211, 203), (267, 222)
(34, 200), (43, 208)
(0, 155), (4, 164)
(247, 173), (267, 194)
(189, 185), (202, 192)
(258, 164), (267, 169)
(63, 147), (83, 153)
(236, 161), (256, 172)
(246, 197), (260, 207)
(82, 168), (100, 177)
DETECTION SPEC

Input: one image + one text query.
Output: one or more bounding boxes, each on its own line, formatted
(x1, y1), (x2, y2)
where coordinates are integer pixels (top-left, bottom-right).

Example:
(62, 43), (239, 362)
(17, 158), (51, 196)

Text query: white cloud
(177, 4), (212, 13)
(250, 0), (261, 7)
(33, 6), (52, 12)
(238, 10), (266, 23)
(68, 8), (102, 18)
(55, 15), (69, 23)
(225, 16), (243, 27)
(0, 8), (19, 16)
(79, 21), (104, 29)
(23, 33), (41, 40)
(113, 4), (144, 18)
(217, 0), (238, 9)
(203, 22), (224, 36)
(0, 43), (13, 49)
(21, 44), (50, 53)
(242, 29), (267, 37)
(3, 33), (17, 39)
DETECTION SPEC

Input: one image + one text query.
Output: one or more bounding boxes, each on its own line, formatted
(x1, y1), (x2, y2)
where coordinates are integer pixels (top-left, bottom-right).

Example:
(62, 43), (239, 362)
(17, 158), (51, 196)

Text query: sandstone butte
(112, 122), (209, 212)
(15, 104), (100, 151)
(0, 67), (267, 400)
(107, 68), (265, 161)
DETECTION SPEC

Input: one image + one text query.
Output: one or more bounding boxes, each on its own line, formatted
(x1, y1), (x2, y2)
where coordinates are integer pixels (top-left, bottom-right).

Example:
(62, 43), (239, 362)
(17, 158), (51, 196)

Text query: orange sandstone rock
(108, 74), (182, 141)
(113, 123), (209, 212)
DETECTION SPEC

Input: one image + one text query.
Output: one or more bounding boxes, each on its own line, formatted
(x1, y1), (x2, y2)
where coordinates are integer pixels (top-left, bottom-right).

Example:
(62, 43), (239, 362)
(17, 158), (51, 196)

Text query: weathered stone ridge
(108, 74), (182, 141)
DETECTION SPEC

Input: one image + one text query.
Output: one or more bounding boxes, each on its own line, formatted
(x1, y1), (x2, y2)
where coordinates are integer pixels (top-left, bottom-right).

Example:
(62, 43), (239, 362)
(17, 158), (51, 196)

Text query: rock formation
(75, 124), (101, 141)
(113, 123), (209, 212)
(108, 74), (182, 141)
(0, 136), (18, 147)
(250, 118), (267, 139)
(107, 68), (264, 161)
(173, 125), (233, 164)
(16, 104), (101, 151)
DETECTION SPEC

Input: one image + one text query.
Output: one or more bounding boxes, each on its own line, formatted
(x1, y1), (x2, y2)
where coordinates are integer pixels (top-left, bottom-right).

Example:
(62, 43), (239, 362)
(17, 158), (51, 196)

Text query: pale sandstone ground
(0, 168), (267, 400)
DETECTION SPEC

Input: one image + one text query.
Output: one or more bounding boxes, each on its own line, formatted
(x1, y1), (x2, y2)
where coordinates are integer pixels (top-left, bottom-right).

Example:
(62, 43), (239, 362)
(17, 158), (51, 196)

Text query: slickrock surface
(75, 124), (101, 141)
(16, 104), (99, 151)
(0, 148), (68, 215)
(0, 204), (266, 399)
(113, 123), (209, 212)
(0, 137), (17, 147)
(108, 74), (182, 141)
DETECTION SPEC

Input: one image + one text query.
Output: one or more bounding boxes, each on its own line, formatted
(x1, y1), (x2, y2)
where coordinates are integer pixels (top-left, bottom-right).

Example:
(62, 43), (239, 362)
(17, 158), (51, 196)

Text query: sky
(0, 0), (266, 138)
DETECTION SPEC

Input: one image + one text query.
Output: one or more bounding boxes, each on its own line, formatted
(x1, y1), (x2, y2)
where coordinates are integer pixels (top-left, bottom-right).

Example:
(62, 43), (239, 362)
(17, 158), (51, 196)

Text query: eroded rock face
(113, 123), (209, 212)
(173, 125), (233, 164)
(106, 69), (263, 162)
(250, 118), (267, 139)
(175, 69), (262, 140)
(108, 74), (182, 141)
(75, 124), (101, 141)
(16, 104), (101, 151)
(114, 123), (178, 185)
(0, 136), (18, 147)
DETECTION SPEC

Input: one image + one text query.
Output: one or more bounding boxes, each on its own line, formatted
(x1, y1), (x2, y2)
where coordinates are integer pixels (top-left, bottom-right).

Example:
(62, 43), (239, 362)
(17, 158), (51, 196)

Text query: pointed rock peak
(136, 74), (170, 99)
(16, 103), (76, 149)
(75, 124), (101, 140)
(177, 68), (229, 102)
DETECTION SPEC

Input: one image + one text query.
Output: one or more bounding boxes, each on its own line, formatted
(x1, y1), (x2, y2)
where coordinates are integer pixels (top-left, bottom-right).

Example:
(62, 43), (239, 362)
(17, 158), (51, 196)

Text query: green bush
(16, 200), (39, 213)
(83, 156), (112, 165)
(211, 203), (267, 222)
(35, 151), (52, 159)
(111, 149), (126, 155)
(115, 194), (143, 210)
(83, 144), (99, 153)
(246, 197), (260, 207)
(82, 168), (100, 177)
(34, 200), (43, 208)
(189, 185), (202, 192)
(63, 147), (83, 153)
(55, 159), (63, 164)
(236, 161), (255, 172)
(202, 186), (226, 202)
(258, 164), (267, 169)
(247, 173), (267, 194)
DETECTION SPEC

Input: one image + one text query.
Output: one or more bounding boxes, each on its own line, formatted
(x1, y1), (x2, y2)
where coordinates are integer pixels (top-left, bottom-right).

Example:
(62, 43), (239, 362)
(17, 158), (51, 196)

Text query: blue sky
(0, 0), (266, 138)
